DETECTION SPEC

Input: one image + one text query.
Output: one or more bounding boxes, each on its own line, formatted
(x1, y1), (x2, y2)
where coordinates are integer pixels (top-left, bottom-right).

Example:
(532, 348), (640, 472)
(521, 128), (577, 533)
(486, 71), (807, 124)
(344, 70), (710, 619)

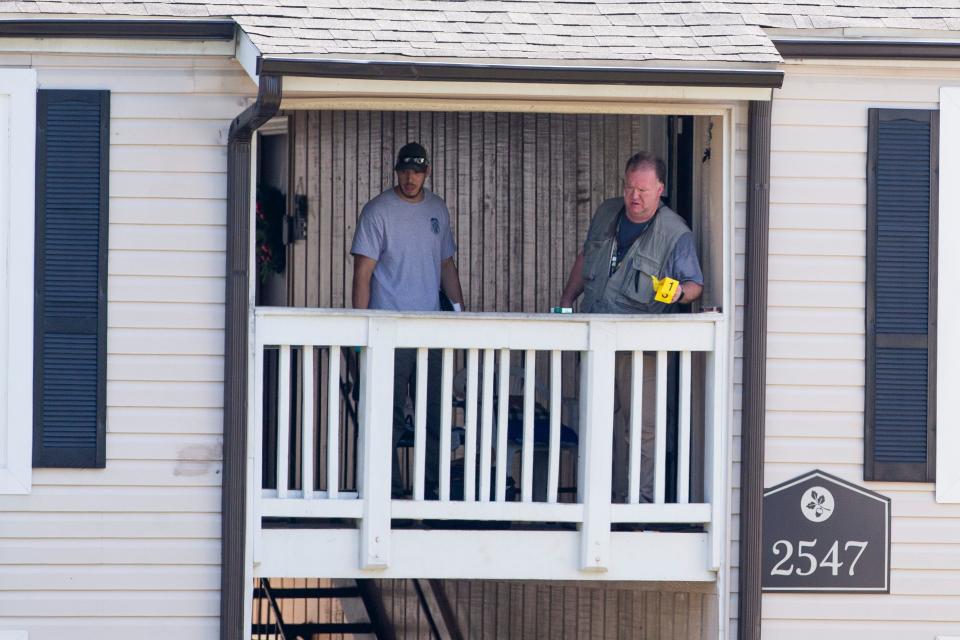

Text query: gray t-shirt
(351, 187), (457, 311)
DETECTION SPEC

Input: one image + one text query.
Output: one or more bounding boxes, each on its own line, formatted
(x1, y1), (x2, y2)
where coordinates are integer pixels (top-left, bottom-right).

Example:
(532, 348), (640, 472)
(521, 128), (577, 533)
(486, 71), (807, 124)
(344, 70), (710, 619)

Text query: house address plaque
(762, 469), (890, 592)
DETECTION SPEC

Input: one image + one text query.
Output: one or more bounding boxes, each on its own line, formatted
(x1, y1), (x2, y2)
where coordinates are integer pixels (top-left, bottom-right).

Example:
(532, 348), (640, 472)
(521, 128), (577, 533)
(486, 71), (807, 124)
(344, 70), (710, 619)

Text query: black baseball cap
(395, 142), (429, 171)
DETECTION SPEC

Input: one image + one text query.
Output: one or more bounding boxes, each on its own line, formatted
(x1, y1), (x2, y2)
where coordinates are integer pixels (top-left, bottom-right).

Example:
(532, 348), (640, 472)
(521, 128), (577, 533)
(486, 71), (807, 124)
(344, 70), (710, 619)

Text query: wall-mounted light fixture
(285, 177), (308, 244)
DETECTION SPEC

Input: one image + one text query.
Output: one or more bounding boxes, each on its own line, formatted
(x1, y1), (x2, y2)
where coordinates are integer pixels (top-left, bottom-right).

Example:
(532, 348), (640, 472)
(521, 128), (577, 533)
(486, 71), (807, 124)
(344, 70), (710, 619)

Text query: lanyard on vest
(609, 204), (659, 276)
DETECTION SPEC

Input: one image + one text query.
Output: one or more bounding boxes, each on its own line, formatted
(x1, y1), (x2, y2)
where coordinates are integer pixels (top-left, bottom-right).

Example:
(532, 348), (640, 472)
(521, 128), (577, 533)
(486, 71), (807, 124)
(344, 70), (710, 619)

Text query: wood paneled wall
(255, 578), (715, 639)
(377, 578), (717, 639)
(286, 110), (668, 312)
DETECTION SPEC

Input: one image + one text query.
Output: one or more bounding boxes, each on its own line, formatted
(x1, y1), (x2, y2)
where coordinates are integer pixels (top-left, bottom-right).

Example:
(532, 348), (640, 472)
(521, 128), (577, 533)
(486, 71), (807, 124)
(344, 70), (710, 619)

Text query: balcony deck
(249, 308), (728, 582)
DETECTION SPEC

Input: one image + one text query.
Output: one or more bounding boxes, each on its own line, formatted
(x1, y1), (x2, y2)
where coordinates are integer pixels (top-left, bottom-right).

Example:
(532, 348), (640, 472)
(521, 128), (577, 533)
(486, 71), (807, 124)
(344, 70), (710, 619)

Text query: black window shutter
(865, 108), (938, 482)
(33, 90), (109, 468)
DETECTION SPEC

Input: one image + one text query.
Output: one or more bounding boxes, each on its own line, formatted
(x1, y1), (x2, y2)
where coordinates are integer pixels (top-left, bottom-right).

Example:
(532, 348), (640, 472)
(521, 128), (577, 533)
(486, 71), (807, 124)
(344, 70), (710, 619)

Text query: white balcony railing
(250, 308), (728, 582)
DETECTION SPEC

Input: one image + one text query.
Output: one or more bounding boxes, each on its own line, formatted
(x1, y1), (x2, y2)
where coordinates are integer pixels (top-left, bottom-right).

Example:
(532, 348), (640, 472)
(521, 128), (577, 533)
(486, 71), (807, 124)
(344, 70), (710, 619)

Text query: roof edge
(258, 57), (784, 89)
(774, 38), (960, 60)
(0, 19), (235, 40)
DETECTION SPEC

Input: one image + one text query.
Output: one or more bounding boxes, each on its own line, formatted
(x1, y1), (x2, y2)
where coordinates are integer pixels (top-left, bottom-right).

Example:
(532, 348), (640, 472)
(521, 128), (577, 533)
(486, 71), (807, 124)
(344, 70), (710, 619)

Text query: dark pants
(392, 348), (442, 497)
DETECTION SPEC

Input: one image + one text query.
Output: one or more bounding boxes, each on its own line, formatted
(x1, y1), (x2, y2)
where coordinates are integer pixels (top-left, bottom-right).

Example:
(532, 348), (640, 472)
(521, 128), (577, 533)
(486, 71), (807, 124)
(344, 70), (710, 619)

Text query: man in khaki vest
(559, 151), (703, 502)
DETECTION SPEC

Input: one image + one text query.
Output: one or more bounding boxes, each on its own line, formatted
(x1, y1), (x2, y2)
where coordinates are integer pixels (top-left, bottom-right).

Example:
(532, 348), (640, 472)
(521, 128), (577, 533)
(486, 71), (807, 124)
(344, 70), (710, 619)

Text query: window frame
(0, 69), (37, 494)
(937, 87), (960, 502)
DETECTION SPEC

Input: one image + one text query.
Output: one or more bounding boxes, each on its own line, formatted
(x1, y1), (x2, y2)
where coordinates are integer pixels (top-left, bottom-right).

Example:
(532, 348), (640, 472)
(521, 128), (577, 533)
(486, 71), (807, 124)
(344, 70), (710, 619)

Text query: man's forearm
(440, 258), (465, 308)
(559, 252), (586, 307)
(677, 281), (703, 304)
(352, 280), (370, 309)
(352, 256), (375, 309)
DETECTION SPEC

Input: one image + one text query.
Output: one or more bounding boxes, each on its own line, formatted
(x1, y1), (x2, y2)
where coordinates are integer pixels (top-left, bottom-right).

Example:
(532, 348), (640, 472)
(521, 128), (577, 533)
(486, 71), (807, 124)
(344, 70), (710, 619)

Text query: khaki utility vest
(581, 198), (691, 314)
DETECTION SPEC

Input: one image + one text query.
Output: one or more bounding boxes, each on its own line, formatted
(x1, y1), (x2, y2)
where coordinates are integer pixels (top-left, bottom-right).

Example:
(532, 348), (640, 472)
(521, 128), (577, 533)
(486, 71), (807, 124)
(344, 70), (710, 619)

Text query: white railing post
(578, 320), (616, 572)
(705, 318), (728, 571)
(357, 317), (395, 570)
(251, 340), (265, 565)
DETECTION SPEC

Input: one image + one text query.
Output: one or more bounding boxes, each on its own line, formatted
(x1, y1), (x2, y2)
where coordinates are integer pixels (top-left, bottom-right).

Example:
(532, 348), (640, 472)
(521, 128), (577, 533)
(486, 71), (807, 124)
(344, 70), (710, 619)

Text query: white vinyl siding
(759, 62), (960, 639)
(0, 51), (254, 639)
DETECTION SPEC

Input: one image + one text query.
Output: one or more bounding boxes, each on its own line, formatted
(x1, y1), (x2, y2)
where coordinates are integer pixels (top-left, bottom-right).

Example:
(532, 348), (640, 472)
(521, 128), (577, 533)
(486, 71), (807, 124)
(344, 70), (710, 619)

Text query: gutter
(774, 38), (960, 60)
(222, 74), (282, 640)
(738, 101), (772, 640)
(258, 56), (785, 89)
(0, 19), (235, 40)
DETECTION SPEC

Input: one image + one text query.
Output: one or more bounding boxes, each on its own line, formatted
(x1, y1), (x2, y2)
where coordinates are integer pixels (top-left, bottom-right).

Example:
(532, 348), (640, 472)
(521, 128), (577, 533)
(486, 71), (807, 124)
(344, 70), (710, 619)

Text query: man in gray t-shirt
(351, 142), (465, 498)
(351, 184), (458, 311)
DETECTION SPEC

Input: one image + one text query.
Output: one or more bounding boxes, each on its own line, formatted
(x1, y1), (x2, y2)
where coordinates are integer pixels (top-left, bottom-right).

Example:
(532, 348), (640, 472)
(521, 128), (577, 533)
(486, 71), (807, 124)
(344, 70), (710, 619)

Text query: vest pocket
(617, 254), (660, 306)
(582, 239), (610, 282)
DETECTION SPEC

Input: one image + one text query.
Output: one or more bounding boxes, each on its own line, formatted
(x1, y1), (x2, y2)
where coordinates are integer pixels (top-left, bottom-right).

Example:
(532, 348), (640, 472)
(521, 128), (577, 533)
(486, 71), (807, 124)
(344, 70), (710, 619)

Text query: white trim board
(0, 69), (35, 494)
(937, 87), (960, 503)
(281, 76), (771, 105)
(0, 38), (233, 57)
(257, 529), (715, 582)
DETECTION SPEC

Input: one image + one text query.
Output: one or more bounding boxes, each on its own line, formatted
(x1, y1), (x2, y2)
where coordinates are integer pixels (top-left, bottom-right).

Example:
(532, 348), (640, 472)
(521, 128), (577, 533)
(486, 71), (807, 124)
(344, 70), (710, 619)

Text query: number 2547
(770, 539), (868, 577)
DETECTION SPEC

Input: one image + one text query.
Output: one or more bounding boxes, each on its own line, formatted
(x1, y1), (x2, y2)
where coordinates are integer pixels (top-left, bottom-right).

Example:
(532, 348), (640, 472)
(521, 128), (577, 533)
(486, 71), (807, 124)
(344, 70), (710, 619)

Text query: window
(33, 90), (109, 468)
(865, 108), (937, 483)
(0, 70), (37, 493)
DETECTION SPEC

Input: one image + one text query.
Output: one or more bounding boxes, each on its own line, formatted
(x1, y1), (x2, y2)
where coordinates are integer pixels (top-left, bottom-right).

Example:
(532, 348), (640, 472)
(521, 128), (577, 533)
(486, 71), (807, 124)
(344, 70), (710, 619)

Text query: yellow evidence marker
(651, 275), (680, 303)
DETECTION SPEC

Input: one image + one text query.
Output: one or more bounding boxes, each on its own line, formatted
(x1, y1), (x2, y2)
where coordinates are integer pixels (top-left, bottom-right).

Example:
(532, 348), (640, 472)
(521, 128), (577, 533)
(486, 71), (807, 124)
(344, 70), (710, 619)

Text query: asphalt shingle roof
(3, 1), (960, 64)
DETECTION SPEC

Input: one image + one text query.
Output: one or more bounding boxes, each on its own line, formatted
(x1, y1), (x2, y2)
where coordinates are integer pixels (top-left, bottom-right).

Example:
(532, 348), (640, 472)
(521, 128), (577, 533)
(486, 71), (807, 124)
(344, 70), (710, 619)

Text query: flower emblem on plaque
(800, 486), (835, 523)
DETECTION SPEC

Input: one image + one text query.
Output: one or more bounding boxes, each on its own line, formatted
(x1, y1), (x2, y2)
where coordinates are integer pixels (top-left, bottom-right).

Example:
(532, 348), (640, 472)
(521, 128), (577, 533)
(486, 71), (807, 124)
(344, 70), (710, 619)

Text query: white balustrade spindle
(413, 347), (428, 501)
(301, 346), (315, 499)
(480, 349), (495, 502)
(547, 349), (561, 504)
(326, 346), (341, 499)
(439, 348), (453, 502)
(678, 350), (692, 504)
(495, 348), (510, 502)
(521, 349), (535, 503)
(276, 345), (291, 500)
(654, 350), (668, 505)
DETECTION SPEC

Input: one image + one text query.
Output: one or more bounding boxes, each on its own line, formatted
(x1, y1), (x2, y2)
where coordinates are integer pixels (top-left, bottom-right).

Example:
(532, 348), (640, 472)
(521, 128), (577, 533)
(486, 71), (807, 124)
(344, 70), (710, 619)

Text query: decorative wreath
(255, 184), (286, 281)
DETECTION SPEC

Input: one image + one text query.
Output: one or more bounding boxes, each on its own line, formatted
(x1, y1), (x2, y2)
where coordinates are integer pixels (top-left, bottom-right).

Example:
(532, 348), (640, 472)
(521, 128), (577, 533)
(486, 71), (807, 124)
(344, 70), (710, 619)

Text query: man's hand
(559, 252), (586, 308)
(673, 281), (703, 304)
(440, 257), (466, 311)
(352, 255), (377, 309)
